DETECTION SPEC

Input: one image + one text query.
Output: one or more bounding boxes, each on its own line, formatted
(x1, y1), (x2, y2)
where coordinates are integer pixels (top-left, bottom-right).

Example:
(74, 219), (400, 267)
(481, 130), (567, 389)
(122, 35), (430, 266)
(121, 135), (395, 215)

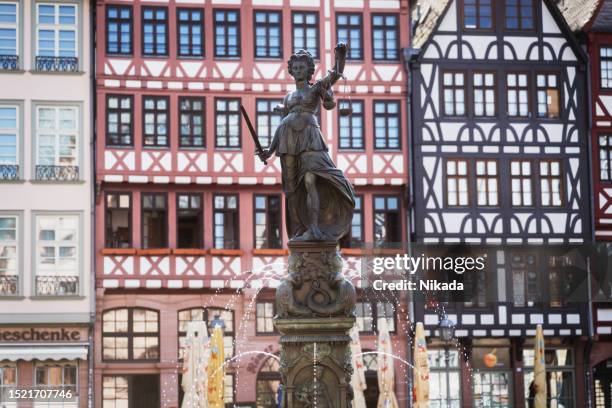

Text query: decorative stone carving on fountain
(276, 241), (356, 319)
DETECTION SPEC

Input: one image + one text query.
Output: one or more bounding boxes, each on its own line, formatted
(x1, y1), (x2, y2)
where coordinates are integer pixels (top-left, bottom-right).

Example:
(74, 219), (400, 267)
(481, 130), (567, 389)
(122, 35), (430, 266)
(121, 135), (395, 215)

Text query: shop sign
(0, 327), (86, 342)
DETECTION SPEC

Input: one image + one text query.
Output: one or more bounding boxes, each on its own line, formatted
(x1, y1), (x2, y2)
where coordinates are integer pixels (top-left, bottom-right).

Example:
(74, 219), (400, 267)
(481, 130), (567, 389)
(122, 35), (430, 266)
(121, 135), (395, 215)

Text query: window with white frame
(256, 302), (275, 334)
(446, 159), (469, 206)
(0, 215), (18, 296)
(35, 215), (79, 296)
(540, 160), (563, 207)
(507, 73), (529, 117)
(476, 159), (498, 206)
(599, 134), (612, 181)
(102, 376), (128, 408)
(473, 72), (496, 117)
(215, 98), (240, 148)
(601, 47), (612, 89)
(536, 73), (560, 119)
(0, 2), (18, 60)
(36, 3), (77, 58)
(143, 96), (168, 147)
(35, 106), (78, 180)
(256, 99), (282, 148)
(510, 160), (533, 206)
(442, 71), (466, 116)
(0, 105), (18, 180)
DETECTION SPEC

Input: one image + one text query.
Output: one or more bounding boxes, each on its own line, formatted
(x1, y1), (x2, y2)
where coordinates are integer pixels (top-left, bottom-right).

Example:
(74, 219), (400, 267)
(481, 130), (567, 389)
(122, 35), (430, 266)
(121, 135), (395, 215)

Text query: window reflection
(428, 349), (461, 407)
(523, 348), (575, 408)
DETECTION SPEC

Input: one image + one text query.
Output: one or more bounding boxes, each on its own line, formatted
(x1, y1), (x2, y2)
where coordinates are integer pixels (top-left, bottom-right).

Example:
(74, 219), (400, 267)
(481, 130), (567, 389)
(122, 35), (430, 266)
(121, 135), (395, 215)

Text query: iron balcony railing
(35, 165), (79, 181)
(35, 56), (78, 72)
(0, 275), (18, 296)
(35, 275), (79, 296)
(0, 164), (19, 180)
(0, 55), (19, 70)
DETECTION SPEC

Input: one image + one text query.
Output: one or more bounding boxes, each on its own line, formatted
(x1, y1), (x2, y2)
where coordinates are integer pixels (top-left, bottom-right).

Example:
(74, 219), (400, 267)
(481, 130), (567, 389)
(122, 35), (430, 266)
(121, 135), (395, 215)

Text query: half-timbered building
(589, 0), (612, 242)
(408, 0), (595, 406)
(94, 0), (411, 407)
(582, 0), (612, 405)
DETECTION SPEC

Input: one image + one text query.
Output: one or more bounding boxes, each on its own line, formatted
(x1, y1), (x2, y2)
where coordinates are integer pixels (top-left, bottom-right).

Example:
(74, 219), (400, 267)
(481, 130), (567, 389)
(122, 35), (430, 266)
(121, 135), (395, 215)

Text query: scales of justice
(241, 42), (358, 408)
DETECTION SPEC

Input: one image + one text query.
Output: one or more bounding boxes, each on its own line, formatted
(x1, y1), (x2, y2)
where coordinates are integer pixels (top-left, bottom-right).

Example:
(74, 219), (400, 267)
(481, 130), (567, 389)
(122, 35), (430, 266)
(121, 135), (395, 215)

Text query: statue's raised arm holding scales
(258, 42), (356, 242)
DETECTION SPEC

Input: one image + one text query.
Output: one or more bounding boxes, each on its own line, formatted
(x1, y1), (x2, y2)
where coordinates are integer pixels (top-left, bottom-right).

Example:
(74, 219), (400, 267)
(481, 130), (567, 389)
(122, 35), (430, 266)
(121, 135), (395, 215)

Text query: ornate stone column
(274, 241), (356, 408)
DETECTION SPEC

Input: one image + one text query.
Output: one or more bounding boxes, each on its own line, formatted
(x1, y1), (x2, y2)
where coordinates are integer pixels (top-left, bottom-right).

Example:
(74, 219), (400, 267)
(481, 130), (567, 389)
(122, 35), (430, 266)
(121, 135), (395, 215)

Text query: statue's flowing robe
(271, 75), (355, 239)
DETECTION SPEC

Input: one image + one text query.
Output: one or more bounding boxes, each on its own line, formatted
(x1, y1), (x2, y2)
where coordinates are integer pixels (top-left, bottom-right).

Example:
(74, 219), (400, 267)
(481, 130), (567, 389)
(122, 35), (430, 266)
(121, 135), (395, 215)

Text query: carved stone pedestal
(275, 317), (355, 408)
(274, 241), (356, 408)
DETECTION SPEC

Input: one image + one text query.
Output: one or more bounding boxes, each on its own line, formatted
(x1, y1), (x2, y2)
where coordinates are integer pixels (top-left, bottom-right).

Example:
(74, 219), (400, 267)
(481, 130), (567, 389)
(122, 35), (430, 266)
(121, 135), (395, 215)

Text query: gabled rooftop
(557, 0), (601, 31)
(588, 0), (612, 31)
(411, 0), (601, 49)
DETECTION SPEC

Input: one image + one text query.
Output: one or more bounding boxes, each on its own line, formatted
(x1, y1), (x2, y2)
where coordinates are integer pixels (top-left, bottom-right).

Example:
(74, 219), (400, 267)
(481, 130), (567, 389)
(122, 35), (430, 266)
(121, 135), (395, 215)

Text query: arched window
(102, 308), (159, 361)
(256, 357), (280, 408)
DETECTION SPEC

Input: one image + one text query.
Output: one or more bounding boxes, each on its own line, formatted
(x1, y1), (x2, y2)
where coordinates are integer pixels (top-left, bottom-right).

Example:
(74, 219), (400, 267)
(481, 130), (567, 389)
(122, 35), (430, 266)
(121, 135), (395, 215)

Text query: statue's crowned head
(288, 49), (316, 81)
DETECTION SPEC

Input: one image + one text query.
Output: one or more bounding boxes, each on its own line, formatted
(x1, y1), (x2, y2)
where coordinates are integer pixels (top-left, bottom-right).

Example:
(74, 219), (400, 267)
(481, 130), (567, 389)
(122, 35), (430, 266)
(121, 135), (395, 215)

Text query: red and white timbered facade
(587, 2), (612, 241)
(95, 0), (411, 287)
(95, 0), (411, 406)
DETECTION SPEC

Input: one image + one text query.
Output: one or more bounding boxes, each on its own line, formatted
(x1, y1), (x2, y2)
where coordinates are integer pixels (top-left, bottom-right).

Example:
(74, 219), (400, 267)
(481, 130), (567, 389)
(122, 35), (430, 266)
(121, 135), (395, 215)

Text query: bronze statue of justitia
(258, 43), (356, 242)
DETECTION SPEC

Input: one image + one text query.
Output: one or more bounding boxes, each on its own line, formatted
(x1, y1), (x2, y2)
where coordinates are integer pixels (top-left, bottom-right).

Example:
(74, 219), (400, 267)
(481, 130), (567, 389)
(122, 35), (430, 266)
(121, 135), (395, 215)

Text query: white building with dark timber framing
(406, 0), (598, 406)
